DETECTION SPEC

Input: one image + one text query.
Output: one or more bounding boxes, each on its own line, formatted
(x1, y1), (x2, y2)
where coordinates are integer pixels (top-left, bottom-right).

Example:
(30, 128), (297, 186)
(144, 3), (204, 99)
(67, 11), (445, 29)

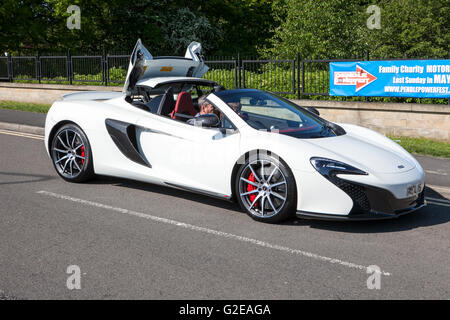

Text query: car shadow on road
(86, 176), (450, 233)
(0, 171), (55, 186)
(86, 175), (241, 212)
(282, 187), (450, 233)
(287, 205), (449, 234)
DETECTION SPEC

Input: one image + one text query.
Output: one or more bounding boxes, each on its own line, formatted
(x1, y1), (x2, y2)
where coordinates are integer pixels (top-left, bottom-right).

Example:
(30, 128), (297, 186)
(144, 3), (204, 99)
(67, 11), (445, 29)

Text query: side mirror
(306, 107), (320, 116)
(190, 113), (220, 127)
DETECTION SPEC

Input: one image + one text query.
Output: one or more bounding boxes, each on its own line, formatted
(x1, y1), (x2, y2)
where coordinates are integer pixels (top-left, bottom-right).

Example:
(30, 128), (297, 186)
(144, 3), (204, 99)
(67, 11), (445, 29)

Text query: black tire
(235, 151), (297, 223)
(50, 123), (94, 183)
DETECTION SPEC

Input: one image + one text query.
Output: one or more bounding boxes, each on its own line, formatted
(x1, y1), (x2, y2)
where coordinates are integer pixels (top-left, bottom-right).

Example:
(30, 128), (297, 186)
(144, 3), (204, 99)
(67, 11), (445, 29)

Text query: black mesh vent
(334, 179), (371, 211)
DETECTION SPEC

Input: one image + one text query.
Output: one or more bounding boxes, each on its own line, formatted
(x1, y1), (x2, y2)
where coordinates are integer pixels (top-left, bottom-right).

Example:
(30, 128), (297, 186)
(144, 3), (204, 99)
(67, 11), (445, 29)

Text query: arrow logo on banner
(334, 65), (377, 91)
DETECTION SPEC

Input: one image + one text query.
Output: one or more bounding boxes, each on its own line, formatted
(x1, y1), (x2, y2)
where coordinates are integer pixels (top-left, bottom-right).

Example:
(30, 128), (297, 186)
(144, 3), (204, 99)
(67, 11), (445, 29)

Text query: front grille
(327, 175), (424, 215)
(334, 179), (371, 211)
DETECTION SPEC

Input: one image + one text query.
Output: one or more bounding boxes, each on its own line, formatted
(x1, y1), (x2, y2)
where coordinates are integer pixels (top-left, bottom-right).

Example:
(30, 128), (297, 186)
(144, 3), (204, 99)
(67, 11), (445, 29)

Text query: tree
(261, 0), (368, 59)
(262, 0), (449, 59)
(0, 0), (63, 54)
(0, 0), (277, 56)
(362, 0), (450, 58)
(158, 7), (221, 55)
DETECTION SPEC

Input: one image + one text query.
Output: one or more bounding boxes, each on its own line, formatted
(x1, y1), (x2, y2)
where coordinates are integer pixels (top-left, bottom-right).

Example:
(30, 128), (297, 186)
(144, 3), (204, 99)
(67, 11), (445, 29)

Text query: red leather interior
(171, 91), (198, 120)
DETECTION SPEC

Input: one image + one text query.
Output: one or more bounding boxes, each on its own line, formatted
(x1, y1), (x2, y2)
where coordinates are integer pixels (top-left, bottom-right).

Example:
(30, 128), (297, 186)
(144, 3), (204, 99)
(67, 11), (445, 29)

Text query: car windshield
(215, 89), (340, 138)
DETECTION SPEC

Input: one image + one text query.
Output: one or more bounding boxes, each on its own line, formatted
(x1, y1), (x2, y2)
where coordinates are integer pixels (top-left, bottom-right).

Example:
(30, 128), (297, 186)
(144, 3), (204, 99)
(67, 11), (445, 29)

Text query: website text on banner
(329, 60), (450, 98)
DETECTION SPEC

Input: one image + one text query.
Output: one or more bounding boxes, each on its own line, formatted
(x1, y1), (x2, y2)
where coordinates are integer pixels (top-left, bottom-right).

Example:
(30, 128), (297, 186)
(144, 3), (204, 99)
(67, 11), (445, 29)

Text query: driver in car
(196, 96), (216, 116)
(188, 96), (220, 126)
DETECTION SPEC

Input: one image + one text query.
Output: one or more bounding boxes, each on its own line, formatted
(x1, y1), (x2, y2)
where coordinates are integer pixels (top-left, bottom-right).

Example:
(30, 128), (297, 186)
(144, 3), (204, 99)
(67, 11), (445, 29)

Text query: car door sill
(164, 182), (232, 201)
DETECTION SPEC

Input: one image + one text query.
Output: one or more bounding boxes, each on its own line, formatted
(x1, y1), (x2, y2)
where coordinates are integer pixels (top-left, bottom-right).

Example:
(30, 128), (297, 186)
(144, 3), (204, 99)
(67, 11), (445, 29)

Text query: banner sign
(329, 60), (450, 98)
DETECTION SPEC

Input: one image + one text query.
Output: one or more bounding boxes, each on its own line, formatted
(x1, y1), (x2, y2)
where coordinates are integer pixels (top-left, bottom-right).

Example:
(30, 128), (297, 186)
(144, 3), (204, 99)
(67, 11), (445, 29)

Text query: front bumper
(296, 181), (426, 221)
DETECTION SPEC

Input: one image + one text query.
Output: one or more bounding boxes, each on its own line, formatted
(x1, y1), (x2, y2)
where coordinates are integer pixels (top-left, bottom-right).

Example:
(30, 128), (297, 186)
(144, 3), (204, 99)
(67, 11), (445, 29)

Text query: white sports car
(45, 40), (426, 223)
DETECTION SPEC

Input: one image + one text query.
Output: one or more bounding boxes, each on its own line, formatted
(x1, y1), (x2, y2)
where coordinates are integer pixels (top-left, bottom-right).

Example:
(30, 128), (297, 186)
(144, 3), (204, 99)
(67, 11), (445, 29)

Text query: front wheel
(50, 123), (94, 183)
(235, 152), (297, 223)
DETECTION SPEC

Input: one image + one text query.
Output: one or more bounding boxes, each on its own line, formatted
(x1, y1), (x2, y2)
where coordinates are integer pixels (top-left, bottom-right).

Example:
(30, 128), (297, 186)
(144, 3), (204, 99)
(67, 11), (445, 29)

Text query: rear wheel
(51, 123), (94, 182)
(235, 153), (297, 223)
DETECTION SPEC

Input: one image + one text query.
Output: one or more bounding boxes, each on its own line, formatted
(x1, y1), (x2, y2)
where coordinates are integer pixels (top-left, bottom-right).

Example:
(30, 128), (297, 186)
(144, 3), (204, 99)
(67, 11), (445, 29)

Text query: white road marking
(425, 197), (450, 204)
(0, 129), (44, 140)
(37, 190), (391, 276)
(425, 170), (448, 176)
(426, 200), (450, 208)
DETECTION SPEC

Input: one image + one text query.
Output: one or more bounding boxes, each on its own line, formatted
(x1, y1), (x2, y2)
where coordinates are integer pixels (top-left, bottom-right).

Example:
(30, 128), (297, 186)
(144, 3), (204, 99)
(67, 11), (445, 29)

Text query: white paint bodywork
(62, 91), (123, 101)
(44, 39), (424, 218)
(44, 88), (425, 217)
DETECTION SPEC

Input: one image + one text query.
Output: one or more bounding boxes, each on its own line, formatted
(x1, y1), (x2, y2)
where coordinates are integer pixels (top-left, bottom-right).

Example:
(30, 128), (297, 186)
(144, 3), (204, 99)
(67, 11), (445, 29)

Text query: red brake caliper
(247, 172), (257, 203)
(80, 146), (85, 165)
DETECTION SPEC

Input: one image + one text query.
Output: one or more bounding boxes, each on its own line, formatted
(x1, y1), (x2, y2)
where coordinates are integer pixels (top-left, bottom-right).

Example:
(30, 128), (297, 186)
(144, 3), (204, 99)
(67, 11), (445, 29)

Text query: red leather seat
(171, 91), (198, 121)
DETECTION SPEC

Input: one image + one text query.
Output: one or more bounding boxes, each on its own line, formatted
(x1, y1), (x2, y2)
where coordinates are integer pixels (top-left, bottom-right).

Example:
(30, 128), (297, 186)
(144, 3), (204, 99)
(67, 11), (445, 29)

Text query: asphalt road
(0, 109), (46, 128)
(0, 131), (449, 300)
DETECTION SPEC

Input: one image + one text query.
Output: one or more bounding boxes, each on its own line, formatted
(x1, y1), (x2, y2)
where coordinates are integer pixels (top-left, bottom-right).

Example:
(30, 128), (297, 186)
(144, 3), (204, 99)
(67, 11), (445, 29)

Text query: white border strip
(425, 170), (447, 176)
(0, 121), (44, 135)
(425, 197), (450, 204)
(37, 190), (391, 276)
(0, 128), (44, 140)
(426, 200), (450, 207)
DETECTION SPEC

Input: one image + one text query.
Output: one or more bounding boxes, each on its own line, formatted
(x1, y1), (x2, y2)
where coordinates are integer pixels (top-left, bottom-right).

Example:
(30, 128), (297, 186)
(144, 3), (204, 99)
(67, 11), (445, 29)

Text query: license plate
(407, 183), (423, 196)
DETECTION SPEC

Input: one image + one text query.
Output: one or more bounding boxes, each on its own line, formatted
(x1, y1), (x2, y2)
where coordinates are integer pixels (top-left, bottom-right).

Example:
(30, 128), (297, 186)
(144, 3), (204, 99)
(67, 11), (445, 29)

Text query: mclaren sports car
(44, 40), (426, 223)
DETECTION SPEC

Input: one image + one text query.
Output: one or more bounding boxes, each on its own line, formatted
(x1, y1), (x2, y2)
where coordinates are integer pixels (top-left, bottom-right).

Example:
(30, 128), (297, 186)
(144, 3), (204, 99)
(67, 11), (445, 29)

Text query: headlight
(310, 157), (368, 176)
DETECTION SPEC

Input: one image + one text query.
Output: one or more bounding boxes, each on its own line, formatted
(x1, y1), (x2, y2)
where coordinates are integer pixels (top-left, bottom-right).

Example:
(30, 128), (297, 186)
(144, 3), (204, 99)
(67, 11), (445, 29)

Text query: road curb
(0, 121), (44, 136)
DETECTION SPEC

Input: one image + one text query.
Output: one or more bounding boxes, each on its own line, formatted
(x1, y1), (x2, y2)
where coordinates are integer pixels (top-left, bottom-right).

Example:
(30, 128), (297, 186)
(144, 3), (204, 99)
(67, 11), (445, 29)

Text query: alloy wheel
(51, 128), (86, 179)
(238, 159), (288, 218)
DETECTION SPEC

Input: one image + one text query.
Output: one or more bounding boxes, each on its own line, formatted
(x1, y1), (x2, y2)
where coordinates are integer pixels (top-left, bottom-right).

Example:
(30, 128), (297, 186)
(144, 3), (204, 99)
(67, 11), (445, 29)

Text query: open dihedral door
(123, 39), (209, 96)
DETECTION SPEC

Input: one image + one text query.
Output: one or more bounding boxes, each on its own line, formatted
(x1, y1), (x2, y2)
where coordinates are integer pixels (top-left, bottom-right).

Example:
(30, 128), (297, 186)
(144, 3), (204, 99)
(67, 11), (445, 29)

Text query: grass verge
(0, 100), (51, 113)
(388, 135), (450, 158)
